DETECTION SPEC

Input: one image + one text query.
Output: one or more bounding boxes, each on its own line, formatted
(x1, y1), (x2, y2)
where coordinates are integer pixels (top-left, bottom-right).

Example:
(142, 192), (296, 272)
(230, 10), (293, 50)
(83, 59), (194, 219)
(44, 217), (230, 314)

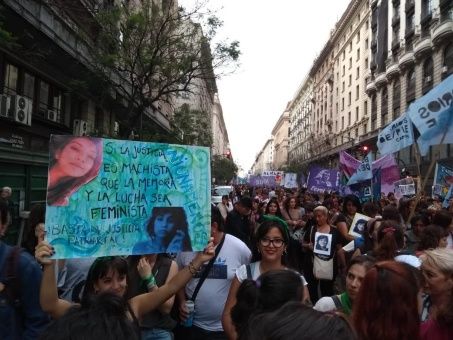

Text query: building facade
(251, 137), (274, 175)
(271, 106), (290, 170)
(211, 93), (231, 158)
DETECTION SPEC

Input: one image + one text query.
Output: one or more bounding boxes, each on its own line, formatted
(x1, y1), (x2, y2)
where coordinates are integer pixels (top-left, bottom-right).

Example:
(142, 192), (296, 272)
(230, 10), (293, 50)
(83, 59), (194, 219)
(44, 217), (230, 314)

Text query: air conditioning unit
(11, 95), (32, 126)
(0, 95), (10, 118)
(47, 109), (58, 122)
(73, 119), (88, 136)
(442, 66), (449, 74)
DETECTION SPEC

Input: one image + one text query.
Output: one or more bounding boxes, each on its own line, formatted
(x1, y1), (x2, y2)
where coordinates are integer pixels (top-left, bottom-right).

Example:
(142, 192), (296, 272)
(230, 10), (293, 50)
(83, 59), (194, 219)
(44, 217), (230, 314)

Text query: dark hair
(221, 195), (229, 200)
(239, 196), (253, 210)
(362, 202), (379, 218)
(316, 235), (329, 246)
(373, 221), (404, 261)
(242, 301), (356, 340)
(283, 196), (299, 211)
(431, 210), (453, 229)
(252, 219), (289, 262)
(381, 205), (401, 221)
(347, 255), (376, 273)
(265, 197), (283, 218)
(24, 203), (46, 254)
(211, 205), (224, 232)
(231, 270), (304, 337)
(352, 261), (420, 340)
(342, 195), (362, 215)
(410, 214), (430, 229)
(146, 207), (191, 251)
(39, 292), (139, 340)
(81, 257), (129, 307)
(417, 225), (449, 251)
(0, 199), (9, 226)
(47, 136), (103, 206)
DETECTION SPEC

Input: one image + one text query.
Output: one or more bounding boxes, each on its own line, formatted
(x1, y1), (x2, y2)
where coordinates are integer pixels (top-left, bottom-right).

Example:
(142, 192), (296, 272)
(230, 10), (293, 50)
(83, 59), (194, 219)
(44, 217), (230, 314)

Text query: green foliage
(172, 104), (212, 147)
(212, 155), (238, 185)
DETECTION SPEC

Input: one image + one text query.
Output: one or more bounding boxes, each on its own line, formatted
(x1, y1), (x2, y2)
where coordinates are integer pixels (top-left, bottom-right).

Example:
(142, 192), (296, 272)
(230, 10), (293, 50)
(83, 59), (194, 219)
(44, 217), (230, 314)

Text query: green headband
(260, 215), (290, 239)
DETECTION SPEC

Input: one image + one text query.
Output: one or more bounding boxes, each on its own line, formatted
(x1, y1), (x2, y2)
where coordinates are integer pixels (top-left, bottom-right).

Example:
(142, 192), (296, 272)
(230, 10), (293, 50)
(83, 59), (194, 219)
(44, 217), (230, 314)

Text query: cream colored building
(251, 138), (274, 175)
(211, 94), (231, 157)
(272, 107), (290, 170)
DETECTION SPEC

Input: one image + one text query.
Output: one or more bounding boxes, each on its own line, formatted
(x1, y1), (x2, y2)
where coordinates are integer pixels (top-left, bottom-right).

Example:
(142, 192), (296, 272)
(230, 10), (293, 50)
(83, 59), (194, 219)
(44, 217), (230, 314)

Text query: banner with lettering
(407, 74), (453, 156)
(347, 152), (374, 185)
(307, 166), (340, 193)
(377, 113), (414, 155)
(248, 175), (276, 187)
(45, 135), (211, 259)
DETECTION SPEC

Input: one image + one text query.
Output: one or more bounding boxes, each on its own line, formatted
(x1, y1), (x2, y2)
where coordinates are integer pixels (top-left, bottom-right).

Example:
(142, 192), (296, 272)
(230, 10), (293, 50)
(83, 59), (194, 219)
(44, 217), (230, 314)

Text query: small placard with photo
(349, 213), (371, 238)
(313, 232), (332, 256)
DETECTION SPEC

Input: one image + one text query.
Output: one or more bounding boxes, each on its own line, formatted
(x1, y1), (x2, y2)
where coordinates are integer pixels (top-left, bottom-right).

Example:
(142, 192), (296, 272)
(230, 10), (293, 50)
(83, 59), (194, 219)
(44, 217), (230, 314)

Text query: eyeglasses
(259, 238), (284, 248)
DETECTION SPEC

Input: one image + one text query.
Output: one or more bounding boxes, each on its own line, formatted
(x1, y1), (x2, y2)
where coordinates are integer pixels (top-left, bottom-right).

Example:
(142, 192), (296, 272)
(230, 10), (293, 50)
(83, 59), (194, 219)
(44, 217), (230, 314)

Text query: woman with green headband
(222, 217), (310, 340)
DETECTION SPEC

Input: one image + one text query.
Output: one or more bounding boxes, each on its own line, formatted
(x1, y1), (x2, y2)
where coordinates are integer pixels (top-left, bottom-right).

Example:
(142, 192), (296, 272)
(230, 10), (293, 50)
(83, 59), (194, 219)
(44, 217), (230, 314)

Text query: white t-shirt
(176, 234), (251, 331)
(235, 261), (308, 286)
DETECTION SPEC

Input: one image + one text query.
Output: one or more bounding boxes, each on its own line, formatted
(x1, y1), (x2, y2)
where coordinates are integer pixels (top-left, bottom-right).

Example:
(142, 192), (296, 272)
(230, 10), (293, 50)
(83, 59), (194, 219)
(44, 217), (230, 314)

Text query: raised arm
(35, 242), (74, 319)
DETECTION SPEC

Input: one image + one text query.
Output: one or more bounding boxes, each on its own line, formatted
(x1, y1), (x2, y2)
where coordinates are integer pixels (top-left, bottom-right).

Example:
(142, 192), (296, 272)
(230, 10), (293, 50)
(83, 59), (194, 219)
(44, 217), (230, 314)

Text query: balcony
(366, 80), (377, 95)
(399, 50), (415, 69)
(414, 36), (432, 58)
(386, 63), (400, 79)
(375, 73), (387, 88)
(432, 19), (453, 46)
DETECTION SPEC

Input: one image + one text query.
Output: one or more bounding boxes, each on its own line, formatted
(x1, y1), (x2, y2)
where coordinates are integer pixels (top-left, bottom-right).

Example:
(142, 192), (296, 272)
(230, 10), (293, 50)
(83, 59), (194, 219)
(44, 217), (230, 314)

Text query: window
(342, 97), (345, 110)
(406, 68), (416, 103)
(365, 38), (369, 49)
(23, 72), (35, 100)
(366, 20), (369, 29)
(349, 75), (352, 86)
(336, 102), (338, 114)
(342, 81), (345, 92)
(371, 94), (377, 130)
(357, 31), (360, 43)
(39, 80), (50, 113)
(349, 57), (352, 69)
(349, 42), (352, 52)
(348, 112), (351, 126)
(364, 123), (367, 133)
(364, 100), (368, 116)
(381, 88), (388, 123)
(343, 65), (345, 76)
(336, 87), (339, 96)
(4, 64), (18, 95)
(342, 116), (345, 129)
(406, 13), (415, 31)
(356, 66), (360, 79)
(443, 43), (453, 77)
(365, 58), (369, 68)
(342, 51), (345, 60)
(348, 92), (351, 106)
(422, 57), (433, 94)
(355, 107), (359, 121)
(393, 78), (401, 110)
(356, 85), (360, 100)
(422, 0), (432, 16)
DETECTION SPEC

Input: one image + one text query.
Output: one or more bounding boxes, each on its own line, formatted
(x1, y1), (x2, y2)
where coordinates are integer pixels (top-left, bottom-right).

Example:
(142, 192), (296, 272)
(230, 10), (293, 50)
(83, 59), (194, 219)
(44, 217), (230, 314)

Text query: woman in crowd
(419, 248), (453, 339)
(127, 254), (178, 340)
(263, 197), (283, 219)
(281, 196), (304, 234)
(398, 197), (416, 230)
(302, 205), (345, 303)
(416, 225), (449, 256)
(352, 261), (421, 340)
(47, 136), (103, 206)
(335, 195), (362, 242)
(405, 214), (430, 254)
(222, 218), (309, 340)
(230, 270), (304, 339)
(243, 301), (356, 340)
(314, 255), (375, 315)
(34, 238), (214, 321)
(133, 207), (192, 254)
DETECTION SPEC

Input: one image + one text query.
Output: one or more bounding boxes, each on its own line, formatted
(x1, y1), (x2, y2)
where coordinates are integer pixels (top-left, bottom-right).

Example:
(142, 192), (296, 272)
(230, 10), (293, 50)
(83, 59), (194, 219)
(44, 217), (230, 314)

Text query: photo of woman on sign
(133, 207), (192, 254)
(47, 136), (103, 206)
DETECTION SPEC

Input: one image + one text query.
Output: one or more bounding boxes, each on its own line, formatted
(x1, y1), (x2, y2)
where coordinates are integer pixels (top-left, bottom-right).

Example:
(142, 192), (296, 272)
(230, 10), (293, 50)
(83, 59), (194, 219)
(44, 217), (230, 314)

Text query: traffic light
(225, 150), (231, 159)
(360, 145), (369, 154)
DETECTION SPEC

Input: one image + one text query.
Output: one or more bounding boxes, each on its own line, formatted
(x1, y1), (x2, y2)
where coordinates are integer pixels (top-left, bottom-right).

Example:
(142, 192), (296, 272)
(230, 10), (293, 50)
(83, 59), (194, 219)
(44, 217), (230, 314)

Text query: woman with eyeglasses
(34, 239), (215, 323)
(222, 218), (309, 340)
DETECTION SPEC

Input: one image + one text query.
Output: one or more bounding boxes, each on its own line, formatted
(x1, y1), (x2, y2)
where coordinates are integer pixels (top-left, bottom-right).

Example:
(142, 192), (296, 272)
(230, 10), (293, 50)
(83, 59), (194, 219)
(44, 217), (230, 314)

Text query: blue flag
(407, 74), (453, 156)
(377, 113), (414, 155)
(347, 152), (374, 185)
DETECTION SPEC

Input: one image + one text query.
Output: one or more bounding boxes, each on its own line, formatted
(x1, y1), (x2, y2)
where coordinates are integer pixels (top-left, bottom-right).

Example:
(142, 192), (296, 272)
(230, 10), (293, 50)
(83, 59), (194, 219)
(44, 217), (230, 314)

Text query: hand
(179, 300), (189, 322)
(137, 257), (153, 279)
(193, 237), (215, 264)
(35, 240), (55, 265)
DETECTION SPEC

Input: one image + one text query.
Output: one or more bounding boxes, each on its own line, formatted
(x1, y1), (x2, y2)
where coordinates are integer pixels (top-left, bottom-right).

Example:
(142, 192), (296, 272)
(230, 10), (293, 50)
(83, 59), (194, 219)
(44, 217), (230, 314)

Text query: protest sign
(248, 175), (276, 187)
(349, 213), (371, 238)
(347, 152), (374, 185)
(45, 136), (211, 259)
(407, 74), (453, 156)
(307, 167), (340, 193)
(377, 113), (414, 155)
(393, 177), (416, 199)
(433, 162), (453, 199)
(348, 180), (372, 203)
(313, 232), (332, 256)
(442, 185), (453, 208)
(283, 173), (298, 188)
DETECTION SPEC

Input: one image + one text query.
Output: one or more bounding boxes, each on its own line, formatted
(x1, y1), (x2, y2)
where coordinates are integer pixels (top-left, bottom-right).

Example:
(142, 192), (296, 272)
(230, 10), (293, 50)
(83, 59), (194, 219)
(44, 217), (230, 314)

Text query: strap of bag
(332, 295), (342, 309)
(246, 264), (252, 280)
(190, 235), (226, 301)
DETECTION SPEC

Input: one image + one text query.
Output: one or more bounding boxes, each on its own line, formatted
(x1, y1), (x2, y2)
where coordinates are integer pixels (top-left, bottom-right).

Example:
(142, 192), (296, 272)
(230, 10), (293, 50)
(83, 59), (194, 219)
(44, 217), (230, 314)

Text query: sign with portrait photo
(349, 213), (371, 238)
(313, 232), (332, 256)
(45, 135), (211, 259)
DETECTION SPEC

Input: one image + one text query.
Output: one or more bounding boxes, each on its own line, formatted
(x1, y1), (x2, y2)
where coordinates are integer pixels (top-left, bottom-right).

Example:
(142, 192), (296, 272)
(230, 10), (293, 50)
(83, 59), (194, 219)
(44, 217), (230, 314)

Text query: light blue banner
(347, 152), (374, 185)
(407, 74), (453, 156)
(377, 113), (414, 155)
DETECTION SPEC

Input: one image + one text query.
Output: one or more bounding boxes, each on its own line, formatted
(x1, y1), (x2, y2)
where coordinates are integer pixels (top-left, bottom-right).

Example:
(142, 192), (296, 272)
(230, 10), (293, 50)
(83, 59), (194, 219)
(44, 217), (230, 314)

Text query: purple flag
(248, 175), (276, 187)
(307, 167), (340, 193)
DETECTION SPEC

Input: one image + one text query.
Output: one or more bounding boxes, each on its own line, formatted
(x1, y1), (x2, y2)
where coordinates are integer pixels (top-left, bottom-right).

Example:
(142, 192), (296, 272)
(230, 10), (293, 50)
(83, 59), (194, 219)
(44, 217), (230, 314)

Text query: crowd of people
(0, 184), (452, 339)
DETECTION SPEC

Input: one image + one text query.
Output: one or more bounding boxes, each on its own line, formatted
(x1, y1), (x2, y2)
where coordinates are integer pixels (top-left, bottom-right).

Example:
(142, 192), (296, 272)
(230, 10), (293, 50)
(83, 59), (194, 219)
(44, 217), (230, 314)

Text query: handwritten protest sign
(377, 113), (414, 155)
(45, 136), (211, 259)
(349, 213), (371, 238)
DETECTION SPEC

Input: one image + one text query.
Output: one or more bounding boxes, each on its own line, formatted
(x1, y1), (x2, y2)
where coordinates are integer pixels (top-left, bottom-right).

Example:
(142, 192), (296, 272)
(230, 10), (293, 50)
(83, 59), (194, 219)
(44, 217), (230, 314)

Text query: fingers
(35, 242), (55, 265)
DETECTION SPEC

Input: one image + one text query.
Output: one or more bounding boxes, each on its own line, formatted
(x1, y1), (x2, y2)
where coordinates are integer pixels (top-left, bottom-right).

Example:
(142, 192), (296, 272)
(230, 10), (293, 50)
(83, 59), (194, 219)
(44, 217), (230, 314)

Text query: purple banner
(248, 175), (276, 187)
(307, 167), (340, 193)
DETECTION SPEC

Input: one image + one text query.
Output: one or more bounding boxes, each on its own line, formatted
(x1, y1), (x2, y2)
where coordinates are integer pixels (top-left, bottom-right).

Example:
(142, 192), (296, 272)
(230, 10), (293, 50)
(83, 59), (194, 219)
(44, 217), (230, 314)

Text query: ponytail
(373, 221), (404, 261)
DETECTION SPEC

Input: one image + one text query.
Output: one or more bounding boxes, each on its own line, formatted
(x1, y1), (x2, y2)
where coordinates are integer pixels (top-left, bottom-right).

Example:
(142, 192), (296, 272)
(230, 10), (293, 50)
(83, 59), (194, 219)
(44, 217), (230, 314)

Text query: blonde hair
(313, 205), (328, 216)
(421, 248), (453, 276)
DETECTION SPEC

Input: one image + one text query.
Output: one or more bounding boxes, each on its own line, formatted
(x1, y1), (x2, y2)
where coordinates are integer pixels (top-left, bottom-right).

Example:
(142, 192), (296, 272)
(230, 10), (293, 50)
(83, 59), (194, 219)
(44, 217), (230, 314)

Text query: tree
(49, 0), (240, 139)
(172, 103), (212, 147)
(212, 155), (238, 185)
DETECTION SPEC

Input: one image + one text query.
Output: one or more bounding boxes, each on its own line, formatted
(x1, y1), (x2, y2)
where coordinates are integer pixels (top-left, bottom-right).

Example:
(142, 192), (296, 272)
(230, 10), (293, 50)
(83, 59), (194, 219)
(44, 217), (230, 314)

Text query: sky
(180, 0), (351, 175)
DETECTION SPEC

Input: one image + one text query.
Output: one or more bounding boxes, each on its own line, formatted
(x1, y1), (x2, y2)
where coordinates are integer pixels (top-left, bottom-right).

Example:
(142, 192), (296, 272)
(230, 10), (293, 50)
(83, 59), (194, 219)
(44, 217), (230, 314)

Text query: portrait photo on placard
(349, 213), (371, 238)
(314, 232), (332, 256)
